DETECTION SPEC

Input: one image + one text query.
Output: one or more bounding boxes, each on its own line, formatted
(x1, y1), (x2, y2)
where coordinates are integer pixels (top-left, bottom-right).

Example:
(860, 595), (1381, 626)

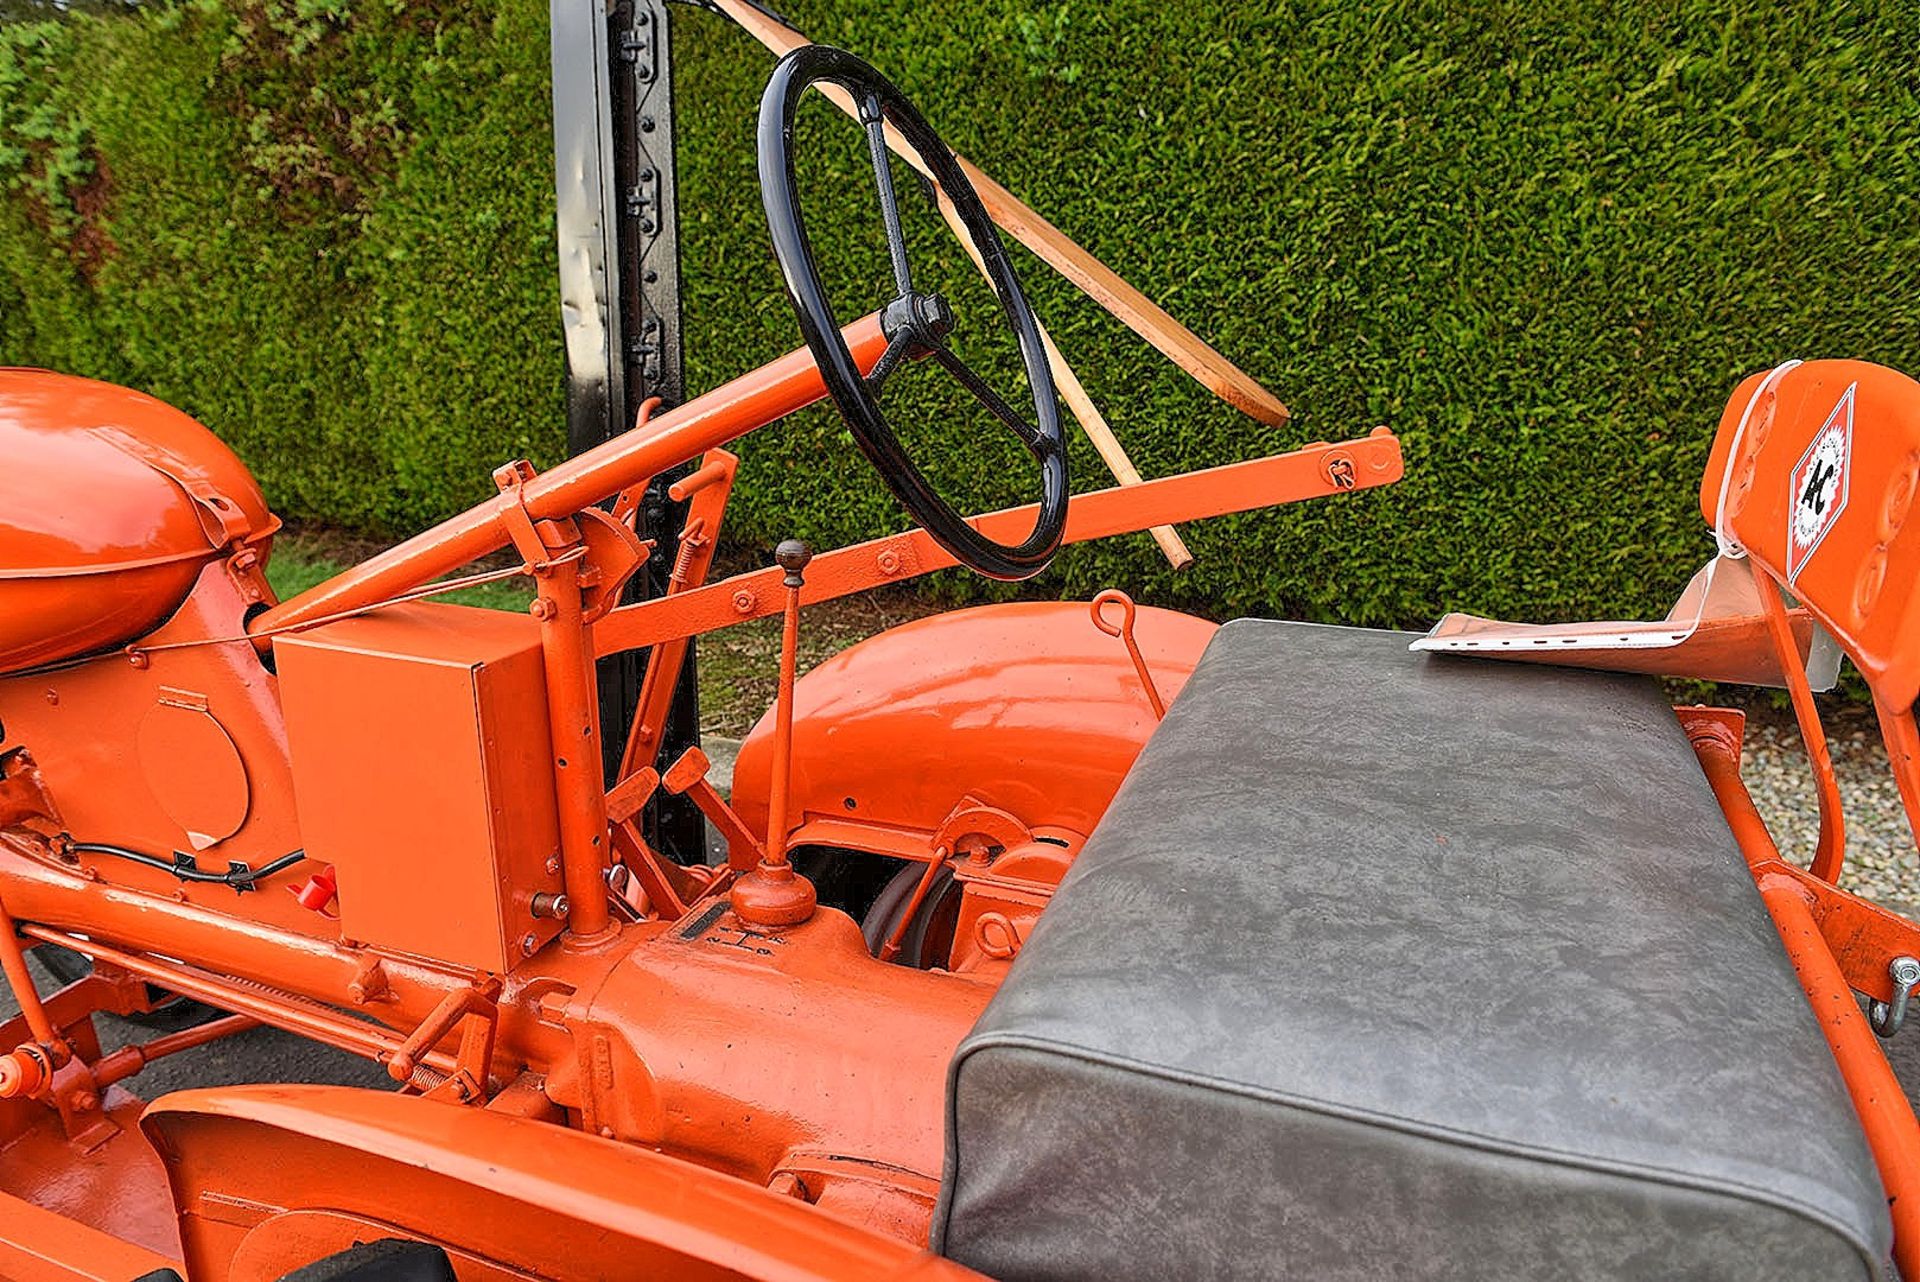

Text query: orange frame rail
(1683, 708), (1920, 1277)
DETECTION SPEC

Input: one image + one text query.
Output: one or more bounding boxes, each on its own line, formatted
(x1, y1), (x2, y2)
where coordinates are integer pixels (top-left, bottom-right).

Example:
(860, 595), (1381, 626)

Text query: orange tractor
(2, 14), (1919, 1282)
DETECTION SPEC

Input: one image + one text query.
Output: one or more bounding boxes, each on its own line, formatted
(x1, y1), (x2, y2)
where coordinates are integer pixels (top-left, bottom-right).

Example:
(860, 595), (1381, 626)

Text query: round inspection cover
(137, 692), (251, 850)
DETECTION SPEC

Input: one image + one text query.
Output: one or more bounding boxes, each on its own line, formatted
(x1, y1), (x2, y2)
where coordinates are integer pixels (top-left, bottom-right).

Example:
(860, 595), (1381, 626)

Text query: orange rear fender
(728, 601), (1219, 855)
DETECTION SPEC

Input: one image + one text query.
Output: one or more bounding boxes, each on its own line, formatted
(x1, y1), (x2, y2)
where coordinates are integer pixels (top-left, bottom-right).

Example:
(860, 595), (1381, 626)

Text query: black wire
(66, 842), (306, 893)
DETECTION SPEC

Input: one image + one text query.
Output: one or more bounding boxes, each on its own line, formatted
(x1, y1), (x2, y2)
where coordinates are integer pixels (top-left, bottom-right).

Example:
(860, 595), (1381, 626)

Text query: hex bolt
(1871, 955), (1920, 1038)
(531, 892), (570, 920)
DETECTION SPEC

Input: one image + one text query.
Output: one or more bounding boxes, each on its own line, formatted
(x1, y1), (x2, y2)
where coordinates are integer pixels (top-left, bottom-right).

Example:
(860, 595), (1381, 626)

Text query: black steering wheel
(757, 45), (1068, 581)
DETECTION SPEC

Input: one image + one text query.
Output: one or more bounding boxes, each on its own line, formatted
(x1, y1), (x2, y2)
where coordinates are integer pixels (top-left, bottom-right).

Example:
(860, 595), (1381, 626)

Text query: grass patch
(266, 529), (535, 613)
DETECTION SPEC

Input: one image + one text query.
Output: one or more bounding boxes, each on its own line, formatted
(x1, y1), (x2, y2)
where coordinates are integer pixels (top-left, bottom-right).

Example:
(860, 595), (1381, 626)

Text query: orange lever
(729, 541), (819, 927)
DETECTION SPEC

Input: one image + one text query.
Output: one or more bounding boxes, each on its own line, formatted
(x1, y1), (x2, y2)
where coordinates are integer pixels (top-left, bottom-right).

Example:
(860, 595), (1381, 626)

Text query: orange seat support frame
(1689, 359), (1920, 1275)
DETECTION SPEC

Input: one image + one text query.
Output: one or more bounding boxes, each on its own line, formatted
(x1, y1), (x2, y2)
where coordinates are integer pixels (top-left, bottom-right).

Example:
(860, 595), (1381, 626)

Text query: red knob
(291, 865), (338, 913)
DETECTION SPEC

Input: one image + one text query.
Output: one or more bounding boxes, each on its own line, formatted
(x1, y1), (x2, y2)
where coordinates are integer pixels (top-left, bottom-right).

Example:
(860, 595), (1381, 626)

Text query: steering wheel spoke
(759, 45), (1068, 581)
(865, 327), (916, 394)
(930, 345), (1048, 456)
(861, 95), (915, 298)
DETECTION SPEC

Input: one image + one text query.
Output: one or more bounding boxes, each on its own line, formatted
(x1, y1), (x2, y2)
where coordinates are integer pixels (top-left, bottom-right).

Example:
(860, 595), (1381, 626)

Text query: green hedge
(4, 1), (1918, 627)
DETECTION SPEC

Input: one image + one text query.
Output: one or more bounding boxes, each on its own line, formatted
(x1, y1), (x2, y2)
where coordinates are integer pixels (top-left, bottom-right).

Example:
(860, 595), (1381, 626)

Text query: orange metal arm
(255, 316), (888, 635)
(91, 1014), (258, 1090)
(618, 451), (738, 780)
(1686, 706), (1920, 1276)
(20, 923), (460, 1079)
(1759, 874), (1920, 1278)
(1753, 569), (1847, 881)
(593, 429), (1404, 656)
(0, 894), (55, 1050)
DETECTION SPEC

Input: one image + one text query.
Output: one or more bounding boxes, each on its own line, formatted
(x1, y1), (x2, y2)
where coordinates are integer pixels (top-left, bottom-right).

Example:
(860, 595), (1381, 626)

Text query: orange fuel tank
(0, 370), (276, 674)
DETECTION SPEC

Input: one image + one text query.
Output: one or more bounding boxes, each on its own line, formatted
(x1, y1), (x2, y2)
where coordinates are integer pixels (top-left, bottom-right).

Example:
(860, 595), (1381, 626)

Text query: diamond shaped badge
(1787, 382), (1855, 583)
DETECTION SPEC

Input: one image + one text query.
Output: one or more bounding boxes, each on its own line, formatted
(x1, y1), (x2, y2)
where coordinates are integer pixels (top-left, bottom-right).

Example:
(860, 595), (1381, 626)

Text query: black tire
(861, 862), (962, 970)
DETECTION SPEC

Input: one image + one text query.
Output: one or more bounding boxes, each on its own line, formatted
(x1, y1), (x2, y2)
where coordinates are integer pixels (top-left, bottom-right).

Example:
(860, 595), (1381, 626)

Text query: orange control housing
(276, 604), (568, 973)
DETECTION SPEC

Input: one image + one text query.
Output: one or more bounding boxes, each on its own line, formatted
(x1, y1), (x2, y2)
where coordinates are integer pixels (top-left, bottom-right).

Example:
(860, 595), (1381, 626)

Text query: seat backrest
(1701, 359), (1920, 708)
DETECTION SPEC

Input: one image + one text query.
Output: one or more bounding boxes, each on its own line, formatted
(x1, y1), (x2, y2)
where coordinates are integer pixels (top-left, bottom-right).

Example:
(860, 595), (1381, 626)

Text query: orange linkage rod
(255, 317), (890, 639)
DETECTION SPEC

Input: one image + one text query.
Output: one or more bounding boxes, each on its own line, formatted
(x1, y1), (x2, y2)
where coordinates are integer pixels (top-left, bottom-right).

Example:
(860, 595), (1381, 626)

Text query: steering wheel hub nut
(882, 290), (953, 350)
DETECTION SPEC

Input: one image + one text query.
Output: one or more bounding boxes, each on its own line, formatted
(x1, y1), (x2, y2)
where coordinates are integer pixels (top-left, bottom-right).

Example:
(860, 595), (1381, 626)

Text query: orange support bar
(1753, 570), (1847, 880)
(0, 891), (56, 1050)
(1684, 707), (1920, 1273)
(594, 430), (1404, 656)
(92, 1014), (259, 1089)
(20, 924), (459, 1080)
(1758, 874), (1920, 1277)
(255, 316), (888, 637)
(1681, 708), (1772, 868)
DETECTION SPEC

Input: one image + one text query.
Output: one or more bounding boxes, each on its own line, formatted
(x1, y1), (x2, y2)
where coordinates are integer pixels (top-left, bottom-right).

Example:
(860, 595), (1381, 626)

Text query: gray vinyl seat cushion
(933, 620), (1890, 1281)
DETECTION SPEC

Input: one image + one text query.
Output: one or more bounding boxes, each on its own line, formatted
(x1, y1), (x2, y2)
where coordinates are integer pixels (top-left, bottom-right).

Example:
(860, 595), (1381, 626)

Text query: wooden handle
(1039, 325), (1194, 570)
(708, 0), (1289, 427)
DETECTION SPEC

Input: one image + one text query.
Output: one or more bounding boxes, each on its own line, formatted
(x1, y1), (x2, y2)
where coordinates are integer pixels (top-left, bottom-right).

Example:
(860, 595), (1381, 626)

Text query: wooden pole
(933, 193), (1193, 569)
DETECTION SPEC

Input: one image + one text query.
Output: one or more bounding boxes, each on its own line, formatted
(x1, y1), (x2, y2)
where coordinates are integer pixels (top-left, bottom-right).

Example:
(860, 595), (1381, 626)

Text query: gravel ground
(1737, 700), (1919, 913)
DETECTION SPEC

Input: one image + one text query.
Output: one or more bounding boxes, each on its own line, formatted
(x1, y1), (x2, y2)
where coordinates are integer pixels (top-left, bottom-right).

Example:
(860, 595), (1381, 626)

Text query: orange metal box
(275, 602), (566, 972)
